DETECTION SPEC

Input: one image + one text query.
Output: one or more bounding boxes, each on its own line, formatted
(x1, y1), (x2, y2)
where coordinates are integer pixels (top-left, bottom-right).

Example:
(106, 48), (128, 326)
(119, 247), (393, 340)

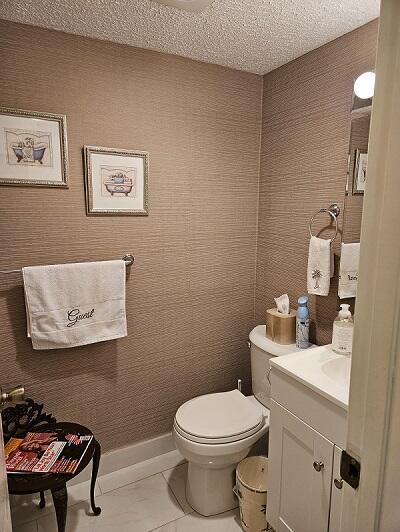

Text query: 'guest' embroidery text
(67, 308), (95, 327)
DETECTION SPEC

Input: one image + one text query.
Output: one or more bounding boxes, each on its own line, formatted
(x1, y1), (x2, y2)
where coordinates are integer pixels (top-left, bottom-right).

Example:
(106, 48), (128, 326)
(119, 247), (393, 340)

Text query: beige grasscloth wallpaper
(0, 19), (377, 451)
(256, 19), (378, 345)
(0, 21), (261, 451)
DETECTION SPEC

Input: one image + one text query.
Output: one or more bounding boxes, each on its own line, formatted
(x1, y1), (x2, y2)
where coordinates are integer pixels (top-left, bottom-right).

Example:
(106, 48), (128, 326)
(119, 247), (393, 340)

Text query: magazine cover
(5, 429), (93, 474)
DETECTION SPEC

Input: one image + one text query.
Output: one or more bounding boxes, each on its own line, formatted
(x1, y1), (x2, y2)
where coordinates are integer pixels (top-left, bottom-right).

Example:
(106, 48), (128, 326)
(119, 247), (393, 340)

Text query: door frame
(0, 413), (12, 532)
(340, 0), (400, 529)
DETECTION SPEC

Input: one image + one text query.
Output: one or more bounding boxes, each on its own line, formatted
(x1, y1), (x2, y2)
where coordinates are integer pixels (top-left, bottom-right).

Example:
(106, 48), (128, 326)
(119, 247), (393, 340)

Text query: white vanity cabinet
(267, 351), (349, 532)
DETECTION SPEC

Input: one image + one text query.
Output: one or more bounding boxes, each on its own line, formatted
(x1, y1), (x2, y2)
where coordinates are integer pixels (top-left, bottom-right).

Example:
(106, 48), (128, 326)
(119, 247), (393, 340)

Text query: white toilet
(173, 325), (302, 516)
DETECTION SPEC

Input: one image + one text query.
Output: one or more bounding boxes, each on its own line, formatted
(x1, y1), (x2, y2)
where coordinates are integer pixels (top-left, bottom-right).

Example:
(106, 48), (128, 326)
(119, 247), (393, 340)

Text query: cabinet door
(267, 400), (334, 532)
(329, 445), (358, 532)
(329, 446), (343, 532)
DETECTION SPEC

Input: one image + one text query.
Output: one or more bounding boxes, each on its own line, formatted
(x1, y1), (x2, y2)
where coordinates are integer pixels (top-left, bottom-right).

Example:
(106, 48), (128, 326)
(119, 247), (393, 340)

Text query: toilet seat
(174, 390), (264, 444)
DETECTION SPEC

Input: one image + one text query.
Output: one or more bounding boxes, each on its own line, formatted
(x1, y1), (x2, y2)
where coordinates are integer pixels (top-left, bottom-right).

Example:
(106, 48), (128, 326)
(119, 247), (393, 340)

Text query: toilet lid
(174, 390), (264, 444)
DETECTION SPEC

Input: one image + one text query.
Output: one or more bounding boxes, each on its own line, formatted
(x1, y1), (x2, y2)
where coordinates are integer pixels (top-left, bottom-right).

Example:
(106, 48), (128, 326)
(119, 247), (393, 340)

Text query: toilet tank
(249, 325), (302, 408)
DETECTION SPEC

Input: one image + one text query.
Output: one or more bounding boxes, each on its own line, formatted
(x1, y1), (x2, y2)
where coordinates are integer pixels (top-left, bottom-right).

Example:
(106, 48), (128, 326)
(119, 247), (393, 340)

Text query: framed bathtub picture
(353, 149), (368, 195)
(0, 107), (68, 187)
(83, 146), (149, 216)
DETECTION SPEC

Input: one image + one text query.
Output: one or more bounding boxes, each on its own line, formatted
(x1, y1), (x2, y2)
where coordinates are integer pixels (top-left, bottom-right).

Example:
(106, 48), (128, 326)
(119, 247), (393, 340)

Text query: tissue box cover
(266, 308), (296, 345)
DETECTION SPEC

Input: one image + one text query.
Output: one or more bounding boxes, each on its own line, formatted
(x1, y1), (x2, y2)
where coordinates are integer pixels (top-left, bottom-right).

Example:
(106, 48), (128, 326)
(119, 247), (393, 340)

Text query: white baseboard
(69, 431), (175, 486)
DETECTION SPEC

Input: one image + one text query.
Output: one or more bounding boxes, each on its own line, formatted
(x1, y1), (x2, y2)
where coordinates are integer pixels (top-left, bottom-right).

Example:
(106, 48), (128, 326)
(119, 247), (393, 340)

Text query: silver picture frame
(353, 148), (368, 195)
(0, 107), (68, 187)
(83, 145), (149, 216)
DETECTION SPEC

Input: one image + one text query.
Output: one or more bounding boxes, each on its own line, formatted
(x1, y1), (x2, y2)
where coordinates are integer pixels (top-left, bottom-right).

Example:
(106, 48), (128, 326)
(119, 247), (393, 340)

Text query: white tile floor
(11, 451), (244, 532)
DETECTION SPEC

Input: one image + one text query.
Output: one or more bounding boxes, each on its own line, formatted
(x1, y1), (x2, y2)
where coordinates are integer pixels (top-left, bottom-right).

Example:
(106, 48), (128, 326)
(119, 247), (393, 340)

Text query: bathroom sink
(321, 356), (351, 388)
(270, 344), (351, 410)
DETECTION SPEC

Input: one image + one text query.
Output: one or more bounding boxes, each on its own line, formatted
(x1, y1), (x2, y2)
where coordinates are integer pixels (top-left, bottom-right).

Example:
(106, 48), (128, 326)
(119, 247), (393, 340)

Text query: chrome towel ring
(309, 203), (340, 242)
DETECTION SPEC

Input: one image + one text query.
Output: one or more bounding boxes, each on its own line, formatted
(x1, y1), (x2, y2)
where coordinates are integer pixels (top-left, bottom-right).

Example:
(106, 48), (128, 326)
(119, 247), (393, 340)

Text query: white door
(267, 400), (334, 532)
(339, 1), (400, 530)
(0, 413), (12, 532)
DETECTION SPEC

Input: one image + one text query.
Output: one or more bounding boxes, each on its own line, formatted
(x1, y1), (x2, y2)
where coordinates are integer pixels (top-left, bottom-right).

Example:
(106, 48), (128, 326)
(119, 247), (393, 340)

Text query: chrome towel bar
(0, 253), (135, 275)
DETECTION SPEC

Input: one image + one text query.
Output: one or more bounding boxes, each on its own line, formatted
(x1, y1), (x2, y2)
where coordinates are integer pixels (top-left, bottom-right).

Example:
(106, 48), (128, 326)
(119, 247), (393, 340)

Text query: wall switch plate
(152, 0), (214, 12)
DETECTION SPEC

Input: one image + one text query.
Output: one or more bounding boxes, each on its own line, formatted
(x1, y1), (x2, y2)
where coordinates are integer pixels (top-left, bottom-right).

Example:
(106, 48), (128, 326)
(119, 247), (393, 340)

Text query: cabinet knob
(313, 461), (324, 472)
(334, 478), (343, 489)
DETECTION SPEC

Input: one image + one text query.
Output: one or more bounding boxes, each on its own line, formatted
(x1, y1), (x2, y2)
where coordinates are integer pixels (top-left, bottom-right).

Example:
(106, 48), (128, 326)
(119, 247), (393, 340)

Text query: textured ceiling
(0, 0), (379, 74)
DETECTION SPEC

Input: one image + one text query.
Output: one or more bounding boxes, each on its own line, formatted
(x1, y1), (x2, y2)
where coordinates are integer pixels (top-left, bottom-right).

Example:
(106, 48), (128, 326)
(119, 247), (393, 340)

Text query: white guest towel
(23, 260), (127, 350)
(307, 236), (332, 296)
(338, 243), (360, 299)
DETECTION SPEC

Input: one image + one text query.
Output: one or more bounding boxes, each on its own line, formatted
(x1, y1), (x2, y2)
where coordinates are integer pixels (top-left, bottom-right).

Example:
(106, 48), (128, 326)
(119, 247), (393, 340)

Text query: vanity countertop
(269, 344), (351, 410)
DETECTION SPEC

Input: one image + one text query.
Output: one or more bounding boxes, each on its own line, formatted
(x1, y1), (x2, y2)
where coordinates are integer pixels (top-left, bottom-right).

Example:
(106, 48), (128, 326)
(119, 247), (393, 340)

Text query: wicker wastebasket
(233, 456), (269, 532)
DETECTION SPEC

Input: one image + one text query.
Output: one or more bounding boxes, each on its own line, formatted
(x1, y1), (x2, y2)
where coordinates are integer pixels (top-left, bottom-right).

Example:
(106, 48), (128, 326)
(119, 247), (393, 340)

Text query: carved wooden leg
(39, 490), (46, 508)
(51, 485), (68, 532)
(90, 441), (102, 515)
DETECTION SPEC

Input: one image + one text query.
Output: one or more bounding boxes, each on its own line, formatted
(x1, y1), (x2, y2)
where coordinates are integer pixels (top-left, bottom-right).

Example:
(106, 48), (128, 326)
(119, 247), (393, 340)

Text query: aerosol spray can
(296, 295), (310, 349)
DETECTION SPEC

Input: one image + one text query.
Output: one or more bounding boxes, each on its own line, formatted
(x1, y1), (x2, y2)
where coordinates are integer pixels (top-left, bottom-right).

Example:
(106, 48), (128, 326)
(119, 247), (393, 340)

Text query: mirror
(339, 72), (373, 310)
(343, 110), (370, 242)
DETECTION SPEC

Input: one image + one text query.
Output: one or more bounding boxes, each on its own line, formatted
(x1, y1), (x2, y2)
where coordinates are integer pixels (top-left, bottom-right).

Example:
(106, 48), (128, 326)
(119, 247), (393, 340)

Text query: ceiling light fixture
(152, 0), (214, 12)
(354, 71), (376, 100)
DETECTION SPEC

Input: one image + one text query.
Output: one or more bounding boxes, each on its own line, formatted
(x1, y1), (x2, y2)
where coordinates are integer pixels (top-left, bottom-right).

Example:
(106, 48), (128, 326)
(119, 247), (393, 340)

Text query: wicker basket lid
(236, 456), (268, 493)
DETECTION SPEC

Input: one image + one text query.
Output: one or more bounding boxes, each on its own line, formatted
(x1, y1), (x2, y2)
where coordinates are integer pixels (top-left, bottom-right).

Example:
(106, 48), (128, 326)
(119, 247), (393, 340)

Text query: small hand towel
(338, 243), (360, 299)
(307, 236), (332, 296)
(23, 260), (127, 350)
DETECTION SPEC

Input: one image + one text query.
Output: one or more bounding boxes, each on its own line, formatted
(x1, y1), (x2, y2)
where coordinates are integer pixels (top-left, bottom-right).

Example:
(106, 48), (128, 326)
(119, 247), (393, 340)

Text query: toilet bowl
(173, 325), (302, 517)
(173, 390), (269, 516)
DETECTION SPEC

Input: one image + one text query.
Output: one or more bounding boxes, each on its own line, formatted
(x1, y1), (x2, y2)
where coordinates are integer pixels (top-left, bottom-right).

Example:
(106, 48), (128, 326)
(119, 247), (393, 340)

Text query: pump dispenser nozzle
(339, 304), (351, 320)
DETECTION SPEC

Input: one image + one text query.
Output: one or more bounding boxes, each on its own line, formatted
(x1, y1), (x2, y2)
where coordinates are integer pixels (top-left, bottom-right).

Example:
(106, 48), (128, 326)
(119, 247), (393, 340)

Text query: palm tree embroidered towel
(307, 236), (332, 296)
(22, 260), (127, 350)
(338, 243), (360, 299)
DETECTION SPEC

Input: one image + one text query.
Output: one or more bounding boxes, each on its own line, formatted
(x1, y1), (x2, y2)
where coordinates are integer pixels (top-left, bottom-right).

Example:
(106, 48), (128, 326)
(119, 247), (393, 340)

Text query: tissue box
(266, 308), (296, 345)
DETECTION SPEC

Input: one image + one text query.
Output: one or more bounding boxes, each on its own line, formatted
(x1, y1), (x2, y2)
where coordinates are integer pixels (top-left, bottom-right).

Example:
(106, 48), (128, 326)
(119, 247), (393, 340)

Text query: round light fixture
(354, 71), (375, 99)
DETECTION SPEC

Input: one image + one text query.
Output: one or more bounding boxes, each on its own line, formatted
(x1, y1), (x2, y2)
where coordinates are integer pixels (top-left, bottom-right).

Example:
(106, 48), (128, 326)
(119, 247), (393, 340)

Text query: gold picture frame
(0, 107), (68, 187)
(83, 145), (149, 216)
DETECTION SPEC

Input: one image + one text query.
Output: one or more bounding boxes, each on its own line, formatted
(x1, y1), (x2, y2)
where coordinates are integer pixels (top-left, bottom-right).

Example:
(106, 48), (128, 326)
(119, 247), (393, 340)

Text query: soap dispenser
(332, 304), (354, 355)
